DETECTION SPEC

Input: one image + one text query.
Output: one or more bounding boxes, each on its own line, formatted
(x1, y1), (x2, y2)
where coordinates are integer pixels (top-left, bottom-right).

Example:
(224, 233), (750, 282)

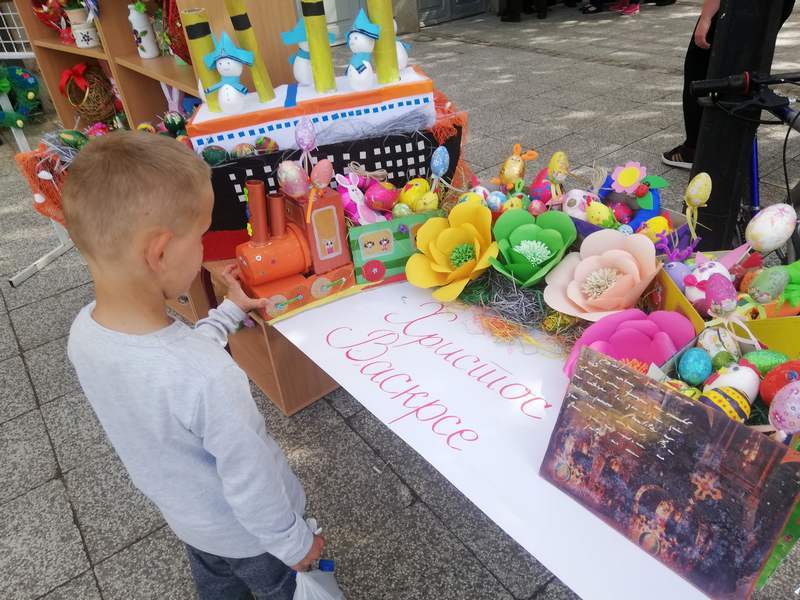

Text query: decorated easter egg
(471, 186), (491, 202)
(585, 201), (613, 227)
(745, 203), (797, 253)
(705, 273), (738, 315)
(697, 327), (740, 360)
(703, 360), (761, 403)
(678, 348), (713, 386)
(562, 190), (590, 220)
(392, 202), (413, 217)
(769, 381), (800, 434)
(162, 111), (186, 135)
(58, 129), (89, 149)
(457, 191), (484, 206)
(310, 159), (334, 190)
(86, 122), (109, 138)
(277, 160), (310, 198)
(665, 379), (702, 400)
(416, 191), (439, 212)
(699, 387), (751, 422)
(136, 122), (156, 134)
(201, 145), (229, 166)
(664, 261), (692, 292)
(175, 135), (194, 151)
(430, 145), (450, 178)
(612, 202), (634, 224)
(747, 266), (790, 304)
(528, 199), (547, 217)
(486, 191), (506, 212)
(255, 136), (279, 153)
(399, 178), (430, 210)
(617, 224), (634, 235)
(231, 143), (256, 158)
(739, 269), (761, 293)
(503, 196), (524, 212)
(744, 349), (789, 377)
(364, 181), (398, 212)
(760, 360), (800, 406)
(638, 216), (671, 242)
(712, 351), (737, 371)
(684, 261), (733, 309)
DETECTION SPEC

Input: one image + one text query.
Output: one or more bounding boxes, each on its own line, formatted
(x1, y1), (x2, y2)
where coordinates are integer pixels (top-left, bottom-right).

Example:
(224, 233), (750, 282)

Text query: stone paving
(1, 1), (800, 598)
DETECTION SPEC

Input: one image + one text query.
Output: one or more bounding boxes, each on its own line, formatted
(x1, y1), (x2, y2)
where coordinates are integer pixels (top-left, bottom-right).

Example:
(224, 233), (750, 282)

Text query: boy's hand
(695, 17), (712, 49)
(291, 534), (326, 572)
(221, 264), (270, 313)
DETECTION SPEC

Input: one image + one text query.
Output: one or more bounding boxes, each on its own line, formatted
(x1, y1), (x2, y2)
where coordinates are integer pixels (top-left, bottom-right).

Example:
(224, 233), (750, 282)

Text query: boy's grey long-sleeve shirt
(67, 299), (313, 565)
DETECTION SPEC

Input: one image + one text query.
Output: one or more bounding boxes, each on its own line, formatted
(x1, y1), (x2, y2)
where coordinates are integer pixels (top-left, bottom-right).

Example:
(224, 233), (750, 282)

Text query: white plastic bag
(293, 569), (345, 600)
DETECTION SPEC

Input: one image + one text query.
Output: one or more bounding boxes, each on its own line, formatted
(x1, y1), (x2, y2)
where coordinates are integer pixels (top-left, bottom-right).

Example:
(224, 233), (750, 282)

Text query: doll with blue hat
(346, 9), (380, 91)
(281, 19), (335, 88)
(203, 32), (253, 114)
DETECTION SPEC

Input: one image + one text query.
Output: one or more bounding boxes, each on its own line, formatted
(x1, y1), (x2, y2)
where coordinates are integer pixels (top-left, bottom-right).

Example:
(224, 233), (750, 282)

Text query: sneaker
(608, 0), (629, 11)
(621, 4), (640, 15)
(661, 144), (694, 170)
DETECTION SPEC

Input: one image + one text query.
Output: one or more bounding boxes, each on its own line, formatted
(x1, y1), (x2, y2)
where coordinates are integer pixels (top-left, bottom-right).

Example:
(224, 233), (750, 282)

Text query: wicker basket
(63, 66), (115, 124)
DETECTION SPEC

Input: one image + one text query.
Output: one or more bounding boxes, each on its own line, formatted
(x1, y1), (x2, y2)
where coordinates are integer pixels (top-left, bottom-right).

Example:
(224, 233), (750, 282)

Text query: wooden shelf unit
(13, 0), (297, 128)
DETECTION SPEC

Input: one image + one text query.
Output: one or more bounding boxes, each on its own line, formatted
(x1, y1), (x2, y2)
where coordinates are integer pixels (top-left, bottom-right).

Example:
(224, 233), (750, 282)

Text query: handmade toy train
(236, 179), (354, 319)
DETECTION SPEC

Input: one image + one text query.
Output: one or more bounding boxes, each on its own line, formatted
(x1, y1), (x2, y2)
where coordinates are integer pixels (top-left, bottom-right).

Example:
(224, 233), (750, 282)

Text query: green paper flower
(489, 209), (577, 288)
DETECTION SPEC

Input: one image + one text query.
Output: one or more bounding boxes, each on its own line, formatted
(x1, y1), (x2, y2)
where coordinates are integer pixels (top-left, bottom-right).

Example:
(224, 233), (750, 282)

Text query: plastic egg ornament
(760, 360), (800, 406)
(59, 129), (89, 149)
(486, 191), (505, 213)
(201, 145), (229, 166)
(699, 387), (751, 423)
(162, 111), (186, 135)
(744, 349), (789, 376)
(617, 224), (634, 235)
(664, 261), (692, 292)
(231, 143), (256, 158)
(392, 202), (413, 217)
(769, 381), (800, 437)
(638, 216), (671, 242)
(416, 191), (439, 212)
(745, 203), (797, 253)
(528, 199), (547, 217)
(612, 202), (634, 224)
(678, 348), (713, 386)
(471, 186), (491, 202)
(503, 196), (524, 212)
(86, 122), (110, 138)
(703, 361), (761, 403)
(310, 159), (334, 190)
(430, 146), (450, 178)
(748, 266), (790, 304)
(364, 180), (398, 212)
(585, 201), (613, 226)
(277, 161), (310, 199)
(255, 136), (279, 153)
(697, 327), (741, 360)
(712, 351), (737, 371)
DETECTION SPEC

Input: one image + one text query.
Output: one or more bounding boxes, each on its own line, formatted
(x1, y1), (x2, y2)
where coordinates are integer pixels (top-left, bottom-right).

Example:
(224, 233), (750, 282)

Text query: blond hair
(62, 131), (211, 259)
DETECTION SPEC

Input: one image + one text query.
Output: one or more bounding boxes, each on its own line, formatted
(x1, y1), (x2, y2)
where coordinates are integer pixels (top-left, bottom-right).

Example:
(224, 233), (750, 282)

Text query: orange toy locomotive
(236, 179), (355, 319)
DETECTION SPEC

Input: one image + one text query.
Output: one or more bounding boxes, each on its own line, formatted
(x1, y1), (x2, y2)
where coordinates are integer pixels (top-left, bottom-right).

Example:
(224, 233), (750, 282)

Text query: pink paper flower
(564, 309), (695, 377)
(543, 229), (661, 321)
(611, 161), (647, 194)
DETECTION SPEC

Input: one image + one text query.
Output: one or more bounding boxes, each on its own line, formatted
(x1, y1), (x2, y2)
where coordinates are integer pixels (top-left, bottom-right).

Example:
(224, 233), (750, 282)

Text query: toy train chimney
(269, 195), (286, 238)
(246, 180), (269, 245)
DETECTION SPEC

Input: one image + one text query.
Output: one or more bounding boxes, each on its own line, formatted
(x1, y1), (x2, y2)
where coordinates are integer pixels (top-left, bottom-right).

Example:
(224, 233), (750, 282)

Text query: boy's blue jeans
(186, 544), (297, 600)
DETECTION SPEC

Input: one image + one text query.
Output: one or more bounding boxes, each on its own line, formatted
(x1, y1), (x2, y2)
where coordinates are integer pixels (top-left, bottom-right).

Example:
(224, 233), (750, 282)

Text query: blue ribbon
(288, 48), (311, 65)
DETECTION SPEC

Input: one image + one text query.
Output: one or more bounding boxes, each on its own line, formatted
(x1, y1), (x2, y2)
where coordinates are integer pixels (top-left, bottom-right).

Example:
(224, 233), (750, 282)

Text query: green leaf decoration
(641, 175), (669, 190)
(638, 191), (654, 211)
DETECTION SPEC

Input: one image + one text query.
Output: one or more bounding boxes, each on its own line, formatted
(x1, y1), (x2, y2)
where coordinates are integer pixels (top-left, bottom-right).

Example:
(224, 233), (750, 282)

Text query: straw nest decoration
(64, 66), (115, 124)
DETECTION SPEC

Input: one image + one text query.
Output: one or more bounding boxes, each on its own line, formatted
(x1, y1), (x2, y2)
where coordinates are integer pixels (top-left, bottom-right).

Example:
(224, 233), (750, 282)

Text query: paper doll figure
(281, 19), (335, 88)
(203, 32), (253, 114)
(345, 10), (380, 92)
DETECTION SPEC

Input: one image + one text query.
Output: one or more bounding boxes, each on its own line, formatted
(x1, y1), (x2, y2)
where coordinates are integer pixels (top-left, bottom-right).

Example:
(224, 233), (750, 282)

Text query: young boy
(62, 132), (324, 599)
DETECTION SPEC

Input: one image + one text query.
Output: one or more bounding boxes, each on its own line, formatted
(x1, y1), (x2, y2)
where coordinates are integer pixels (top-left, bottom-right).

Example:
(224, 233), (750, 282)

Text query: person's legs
(229, 550), (297, 600)
(186, 545), (252, 600)
(501, 0), (522, 21)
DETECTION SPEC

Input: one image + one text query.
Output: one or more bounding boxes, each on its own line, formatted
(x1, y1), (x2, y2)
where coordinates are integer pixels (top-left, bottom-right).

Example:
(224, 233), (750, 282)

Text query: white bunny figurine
(335, 173), (385, 225)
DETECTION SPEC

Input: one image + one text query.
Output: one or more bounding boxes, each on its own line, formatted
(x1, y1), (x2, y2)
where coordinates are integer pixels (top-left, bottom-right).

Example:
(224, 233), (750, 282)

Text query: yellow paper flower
(406, 200), (499, 301)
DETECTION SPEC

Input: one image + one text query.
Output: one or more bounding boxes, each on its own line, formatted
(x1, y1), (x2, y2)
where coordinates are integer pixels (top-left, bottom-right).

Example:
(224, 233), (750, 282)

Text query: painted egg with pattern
(745, 203), (797, 253)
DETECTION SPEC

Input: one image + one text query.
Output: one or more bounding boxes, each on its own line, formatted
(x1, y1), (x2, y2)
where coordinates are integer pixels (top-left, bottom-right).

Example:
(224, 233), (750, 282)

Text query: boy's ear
(143, 229), (174, 273)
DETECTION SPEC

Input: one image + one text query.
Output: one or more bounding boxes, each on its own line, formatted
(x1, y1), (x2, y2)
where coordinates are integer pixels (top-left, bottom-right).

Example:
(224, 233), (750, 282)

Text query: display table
(203, 260), (338, 416)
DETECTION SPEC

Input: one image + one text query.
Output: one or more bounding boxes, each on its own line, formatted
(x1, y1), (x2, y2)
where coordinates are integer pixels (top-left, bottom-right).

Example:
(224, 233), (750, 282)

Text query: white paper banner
(275, 283), (704, 600)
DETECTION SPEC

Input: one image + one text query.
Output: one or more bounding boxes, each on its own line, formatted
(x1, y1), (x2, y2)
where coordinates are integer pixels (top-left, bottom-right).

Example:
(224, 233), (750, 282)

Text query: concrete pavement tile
(0, 480), (89, 599)
(24, 336), (79, 404)
(494, 119), (572, 151)
(10, 283), (94, 352)
(41, 390), (113, 473)
(763, 155), (800, 189)
(534, 134), (622, 168)
(93, 527), (195, 600)
(627, 126), (685, 156)
(0, 410), (57, 504)
(0, 312), (18, 362)
(336, 503), (514, 600)
(349, 410), (552, 599)
(594, 146), (672, 175)
(467, 102), (541, 137)
(0, 356), (36, 425)
(251, 383), (352, 453)
(754, 540), (800, 599)
(463, 135), (519, 170)
(39, 571), (102, 600)
(1, 248), (90, 311)
(324, 386), (363, 419)
(536, 577), (581, 599)
(64, 452), (164, 564)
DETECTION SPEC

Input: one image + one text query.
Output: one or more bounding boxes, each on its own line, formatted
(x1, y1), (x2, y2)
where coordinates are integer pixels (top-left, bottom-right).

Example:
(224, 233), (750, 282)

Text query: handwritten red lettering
(446, 429), (479, 451)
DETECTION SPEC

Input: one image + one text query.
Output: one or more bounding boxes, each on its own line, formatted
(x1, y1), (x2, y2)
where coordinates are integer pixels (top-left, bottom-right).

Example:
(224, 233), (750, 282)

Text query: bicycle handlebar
(691, 71), (800, 97)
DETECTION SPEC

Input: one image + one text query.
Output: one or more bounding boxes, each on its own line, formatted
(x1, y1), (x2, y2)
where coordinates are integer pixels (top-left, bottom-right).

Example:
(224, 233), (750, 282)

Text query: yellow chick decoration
(491, 143), (539, 190)
(399, 178), (430, 211)
(684, 172), (712, 240)
(639, 215), (672, 242)
(416, 191), (439, 212)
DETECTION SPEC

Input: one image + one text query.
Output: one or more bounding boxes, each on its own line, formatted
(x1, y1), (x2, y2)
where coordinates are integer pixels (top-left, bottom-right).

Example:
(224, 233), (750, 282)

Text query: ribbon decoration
(347, 161), (388, 183)
(59, 63), (89, 96)
(705, 310), (763, 349)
